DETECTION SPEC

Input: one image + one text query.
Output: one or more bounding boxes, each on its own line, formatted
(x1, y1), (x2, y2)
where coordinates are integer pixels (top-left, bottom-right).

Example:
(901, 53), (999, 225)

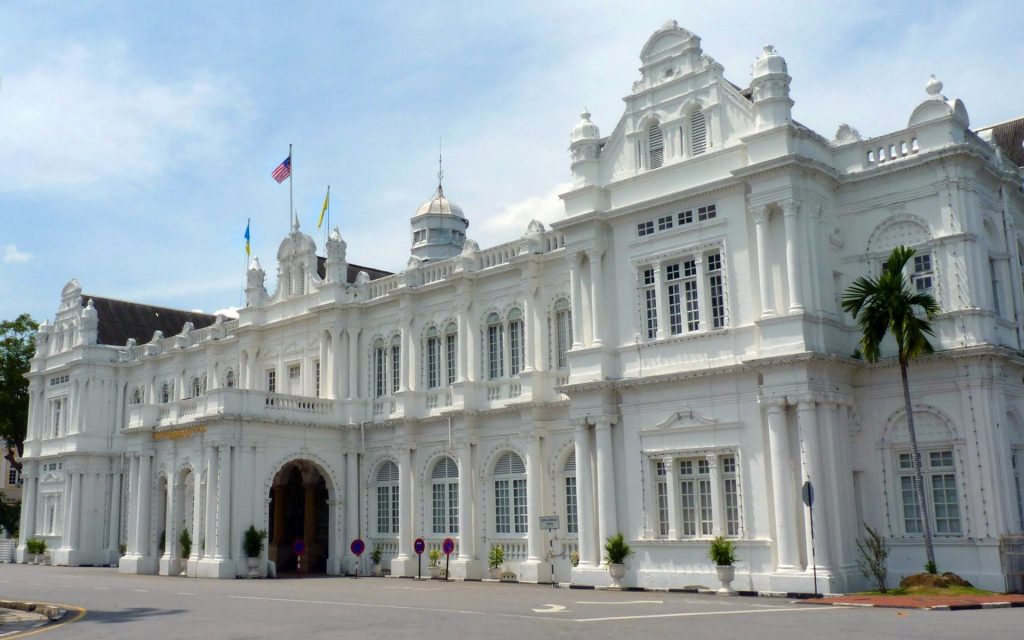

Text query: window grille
(648, 122), (664, 169)
(690, 111), (707, 155)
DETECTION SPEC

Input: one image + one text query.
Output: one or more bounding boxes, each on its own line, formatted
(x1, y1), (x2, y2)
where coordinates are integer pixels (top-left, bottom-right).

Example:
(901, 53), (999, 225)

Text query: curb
(0, 600), (67, 621)
(805, 600), (1024, 612)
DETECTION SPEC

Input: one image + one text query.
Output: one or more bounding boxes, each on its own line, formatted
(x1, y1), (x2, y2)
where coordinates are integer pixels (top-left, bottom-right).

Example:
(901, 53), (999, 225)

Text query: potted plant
(428, 548), (443, 579)
(708, 536), (737, 595)
(26, 538), (46, 564)
(179, 528), (192, 574)
(487, 545), (504, 580)
(118, 544), (127, 557)
(603, 533), (634, 586)
(242, 525), (268, 578)
(570, 550), (580, 567)
(370, 545), (383, 576)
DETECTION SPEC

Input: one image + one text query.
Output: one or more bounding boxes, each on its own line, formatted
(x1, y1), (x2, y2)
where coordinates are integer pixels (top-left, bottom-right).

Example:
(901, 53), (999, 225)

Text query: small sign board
(539, 515), (560, 531)
(293, 539), (306, 556)
(802, 480), (815, 508)
(350, 538), (365, 556)
(442, 537), (455, 556)
(414, 538), (426, 555)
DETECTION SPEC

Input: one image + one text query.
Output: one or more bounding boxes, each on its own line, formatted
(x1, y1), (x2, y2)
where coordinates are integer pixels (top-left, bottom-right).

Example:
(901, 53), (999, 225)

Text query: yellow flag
(317, 187), (329, 229)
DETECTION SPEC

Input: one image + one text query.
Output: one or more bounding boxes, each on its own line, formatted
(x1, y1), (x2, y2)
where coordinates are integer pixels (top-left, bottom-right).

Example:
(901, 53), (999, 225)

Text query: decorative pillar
(345, 451), (360, 572)
(214, 446), (231, 560)
(662, 456), (680, 539)
(753, 206), (775, 318)
(782, 201), (804, 313)
(348, 329), (360, 399)
(522, 286), (536, 373)
(136, 453), (153, 558)
(594, 416), (618, 549)
(203, 445), (217, 560)
(457, 442), (475, 560)
(653, 265), (668, 339)
(162, 474), (178, 571)
(456, 305), (470, 382)
(569, 252), (584, 349)
(20, 468), (38, 554)
(573, 421), (597, 566)
(706, 454), (725, 537)
(191, 459), (204, 562)
(525, 433), (543, 562)
(695, 255), (709, 332)
(319, 331), (329, 398)
(125, 454), (139, 555)
(765, 398), (800, 570)
(798, 395), (831, 572)
(587, 248), (606, 347)
(67, 470), (82, 551)
(109, 471), (123, 553)
(396, 445), (413, 560)
(332, 328), (345, 400)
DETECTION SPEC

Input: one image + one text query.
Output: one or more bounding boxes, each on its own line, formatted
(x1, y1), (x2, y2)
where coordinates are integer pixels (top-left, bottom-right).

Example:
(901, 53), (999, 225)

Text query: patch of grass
(857, 585), (996, 597)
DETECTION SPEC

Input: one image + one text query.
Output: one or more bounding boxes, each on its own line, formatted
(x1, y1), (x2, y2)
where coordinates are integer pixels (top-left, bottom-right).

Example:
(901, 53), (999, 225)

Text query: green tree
(842, 246), (940, 570)
(1, 314), (38, 472)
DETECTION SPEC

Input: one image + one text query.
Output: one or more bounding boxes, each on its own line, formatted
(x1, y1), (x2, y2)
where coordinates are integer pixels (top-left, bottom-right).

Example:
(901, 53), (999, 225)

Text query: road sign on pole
(442, 537), (455, 582)
(802, 480), (818, 596)
(415, 538), (425, 579)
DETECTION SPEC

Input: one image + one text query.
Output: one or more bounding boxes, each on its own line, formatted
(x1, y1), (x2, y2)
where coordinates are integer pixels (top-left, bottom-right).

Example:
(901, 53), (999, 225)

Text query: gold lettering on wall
(152, 425), (207, 441)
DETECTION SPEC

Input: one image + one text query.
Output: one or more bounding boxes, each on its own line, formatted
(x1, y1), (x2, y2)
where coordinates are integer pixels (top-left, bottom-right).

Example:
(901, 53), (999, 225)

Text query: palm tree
(842, 245), (941, 571)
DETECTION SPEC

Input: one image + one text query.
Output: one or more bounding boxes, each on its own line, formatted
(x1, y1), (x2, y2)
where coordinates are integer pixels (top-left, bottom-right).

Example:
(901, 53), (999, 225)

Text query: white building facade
(16, 22), (1024, 593)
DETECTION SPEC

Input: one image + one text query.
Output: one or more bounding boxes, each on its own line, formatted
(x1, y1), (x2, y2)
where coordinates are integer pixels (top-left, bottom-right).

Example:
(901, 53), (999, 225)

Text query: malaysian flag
(272, 156), (291, 183)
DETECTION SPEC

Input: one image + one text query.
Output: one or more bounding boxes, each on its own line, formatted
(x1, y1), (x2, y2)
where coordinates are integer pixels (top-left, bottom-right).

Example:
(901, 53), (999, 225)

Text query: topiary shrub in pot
(370, 545), (383, 576)
(487, 545), (504, 580)
(242, 525), (267, 578)
(603, 533), (634, 587)
(708, 536), (738, 595)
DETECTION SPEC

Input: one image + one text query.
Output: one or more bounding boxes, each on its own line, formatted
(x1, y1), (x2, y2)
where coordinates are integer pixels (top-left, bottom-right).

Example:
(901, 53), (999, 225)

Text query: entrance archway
(268, 460), (330, 574)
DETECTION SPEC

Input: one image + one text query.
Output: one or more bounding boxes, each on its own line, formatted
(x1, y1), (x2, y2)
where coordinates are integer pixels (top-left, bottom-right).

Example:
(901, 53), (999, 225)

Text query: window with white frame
(287, 364), (301, 395)
(508, 308), (524, 377)
(373, 340), (387, 398)
(486, 313), (503, 380)
(130, 387), (143, 405)
(564, 452), (578, 534)
(431, 457), (459, 535)
(657, 214), (674, 232)
(679, 458), (714, 536)
(637, 249), (726, 340)
(637, 220), (655, 237)
(426, 327), (441, 389)
(265, 370), (276, 394)
(912, 252), (933, 294)
(655, 460), (669, 536)
(554, 298), (572, 369)
(314, 360), (321, 397)
(376, 461), (400, 534)
(160, 381), (173, 403)
(494, 452), (527, 535)
(413, 229), (426, 245)
(390, 338), (401, 394)
(722, 455), (740, 536)
(8, 466), (21, 486)
(48, 397), (66, 438)
(647, 120), (664, 169)
(42, 494), (61, 535)
(224, 369), (236, 389)
(897, 449), (961, 536)
(444, 323), (458, 385)
(650, 452), (741, 539)
(190, 376), (203, 398)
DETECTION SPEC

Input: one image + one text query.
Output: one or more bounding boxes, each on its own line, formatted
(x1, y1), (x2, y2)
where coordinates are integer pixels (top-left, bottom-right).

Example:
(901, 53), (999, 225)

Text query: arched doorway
(268, 460), (330, 574)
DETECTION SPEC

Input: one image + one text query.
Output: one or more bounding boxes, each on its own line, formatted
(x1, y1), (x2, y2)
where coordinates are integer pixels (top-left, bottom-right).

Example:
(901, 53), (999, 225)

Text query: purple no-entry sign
(351, 538), (365, 556)
(442, 537), (455, 556)
(414, 538), (425, 555)
(292, 539), (306, 556)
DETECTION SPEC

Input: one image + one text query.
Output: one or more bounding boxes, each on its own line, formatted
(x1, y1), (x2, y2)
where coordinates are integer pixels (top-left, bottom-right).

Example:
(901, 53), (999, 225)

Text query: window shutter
(564, 451), (576, 473)
(433, 457), (459, 479)
(648, 123), (664, 169)
(690, 111), (707, 155)
(495, 452), (525, 476)
(377, 461), (399, 483)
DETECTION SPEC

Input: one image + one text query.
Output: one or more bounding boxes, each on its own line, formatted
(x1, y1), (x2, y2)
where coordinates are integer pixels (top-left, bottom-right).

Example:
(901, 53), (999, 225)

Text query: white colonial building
(16, 22), (1024, 593)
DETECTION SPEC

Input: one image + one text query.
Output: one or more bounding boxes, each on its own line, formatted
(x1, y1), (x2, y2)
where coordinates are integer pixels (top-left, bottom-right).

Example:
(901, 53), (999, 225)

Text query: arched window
(224, 368), (236, 389)
(432, 457), (459, 535)
(493, 452), (527, 534)
(564, 451), (578, 534)
(390, 336), (402, 395)
(647, 120), (664, 169)
(426, 327), (440, 389)
(373, 339), (387, 398)
(689, 110), (707, 155)
(508, 308), (524, 376)
(553, 298), (572, 369)
(160, 382), (172, 404)
(130, 387), (143, 405)
(376, 461), (400, 534)
(444, 322), (458, 385)
(191, 376), (203, 398)
(486, 313), (504, 380)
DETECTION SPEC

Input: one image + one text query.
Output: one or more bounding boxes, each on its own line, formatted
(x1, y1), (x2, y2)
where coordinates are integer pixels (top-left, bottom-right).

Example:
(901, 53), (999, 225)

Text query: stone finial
(926, 74), (943, 97)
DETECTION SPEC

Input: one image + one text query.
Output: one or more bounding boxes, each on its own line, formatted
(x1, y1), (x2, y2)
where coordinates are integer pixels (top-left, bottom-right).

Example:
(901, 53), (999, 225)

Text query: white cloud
(2, 244), (32, 264)
(476, 182), (572, 247)
(212, 306), (240, 319)
(0, 43), (250, 192)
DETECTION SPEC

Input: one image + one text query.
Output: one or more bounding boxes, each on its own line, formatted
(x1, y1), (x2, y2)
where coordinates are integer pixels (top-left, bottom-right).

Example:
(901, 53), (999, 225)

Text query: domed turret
(410, 158), (469, 262)
(570, 109), (602, 187)
(750, 44), (793, 130)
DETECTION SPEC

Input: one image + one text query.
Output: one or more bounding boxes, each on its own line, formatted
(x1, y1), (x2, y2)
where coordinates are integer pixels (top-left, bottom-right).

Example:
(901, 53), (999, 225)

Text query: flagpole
(327, 185), (331, 232)
(288, 144), (293, 230)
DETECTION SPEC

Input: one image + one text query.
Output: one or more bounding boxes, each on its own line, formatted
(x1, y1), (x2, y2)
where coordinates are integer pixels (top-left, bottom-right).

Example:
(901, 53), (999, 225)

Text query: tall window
(287, 364), (301, 395)
(722, 455), (740, 536)
(898, 449), (961, 536)
(426, 327), (441, 389)
(8, 465), (21, 486)
(191, 376), (203, 398)
(390, 339), (401, 394)
(314, 360), (321, 397)
(639, 249), (726, 339)
(161, 382), (173, 403)
(689, 110), (707, 155)
(508, 308), (524, 376)
(655, 460), (669, 536)
(679, 458), (713, 537)
(666, 262), (683, 335)
(224, 369), (236, 389)
(432, 457), (459, 535)
(707, 253), (725, 329)
(130, 387), (143, 405)
(564, 452), (578, 534)
(376, 461), (400, 534)
(373, 340), (387, 398)
(912, 253), (933, 293)
(642, 269), (658, 339)
(265, 370), (276, 394)
(554, 298), (572, 369)
(494, 452), (527, 535)
(444, 323), (458, 385)
(647, 121), (664, 169)
(487, 313), (503, 380)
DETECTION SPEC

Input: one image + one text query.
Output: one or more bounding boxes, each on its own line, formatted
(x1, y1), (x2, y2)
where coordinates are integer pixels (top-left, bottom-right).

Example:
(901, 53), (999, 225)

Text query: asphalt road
(0, 564), (1021, 639)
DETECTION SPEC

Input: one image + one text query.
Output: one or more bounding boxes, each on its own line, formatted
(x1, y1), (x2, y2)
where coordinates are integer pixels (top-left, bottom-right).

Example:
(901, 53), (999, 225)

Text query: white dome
(571, 110), (600, 142)
(752, 44), (787, 77)
(415, 186), (465, 219)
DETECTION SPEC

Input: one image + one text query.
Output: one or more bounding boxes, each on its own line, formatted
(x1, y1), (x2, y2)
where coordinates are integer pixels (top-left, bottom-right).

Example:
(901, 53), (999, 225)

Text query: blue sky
(1, 1), (1021, 324)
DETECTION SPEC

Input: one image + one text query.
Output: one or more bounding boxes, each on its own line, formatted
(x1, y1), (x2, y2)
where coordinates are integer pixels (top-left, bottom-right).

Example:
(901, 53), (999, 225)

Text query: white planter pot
(247, 556), (261, 578)
(372, 564), (383, 577)
(608, 563), (626, 586)
(429, 565), (443, 579)
(715, 565), (736, 595)
(487, 566), (502, 580)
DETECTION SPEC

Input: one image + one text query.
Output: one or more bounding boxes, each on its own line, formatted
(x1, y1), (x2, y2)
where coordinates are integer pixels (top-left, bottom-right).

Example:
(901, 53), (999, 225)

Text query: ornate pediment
(653, 408), (718, 429)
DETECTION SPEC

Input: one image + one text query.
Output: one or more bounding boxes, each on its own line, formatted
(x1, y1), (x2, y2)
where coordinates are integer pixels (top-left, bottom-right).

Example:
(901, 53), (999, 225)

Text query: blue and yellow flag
(244, 219), (251, 256)
(317, 186), (330, 229)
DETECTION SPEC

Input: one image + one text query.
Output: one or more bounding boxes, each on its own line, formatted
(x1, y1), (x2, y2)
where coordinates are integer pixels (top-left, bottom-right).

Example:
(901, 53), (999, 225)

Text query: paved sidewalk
(806, 593), (1024, 611)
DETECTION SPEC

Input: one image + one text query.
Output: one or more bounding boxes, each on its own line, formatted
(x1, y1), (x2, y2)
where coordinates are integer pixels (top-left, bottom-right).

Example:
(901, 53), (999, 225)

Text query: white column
(798, 395), (832, 572)
(319, 331), (329, 398)
(345, 451), (359, 570)
(203, 445), (217, 559)
(67, 470), (82, 550)
(60, 472), (72, 549)
(594, 416), (618, 548)
(653, 265), (668, 339)
(214, 445), (231, 560)
(20, 468), (38, 550)
(587, 248), (606, 347)
(522, 287), (536, 373)
(125, 455), (139, 555)
(136, 453), (153, 557)
(525, 433), (543, 562)
(695, 255), (709, 332)
(569, 252), (584, 349)
(396, 446), (412, 560)
(707, 454), (725, 537)
(457, 305), (470, 382)
(766, 399), (800, 570)
(753, 206), (775, 318)
(109, 471), (122, 552)
(332, 328), (345, 400)
(783, 201), (804, 313)
(191, 457), (204, 561)
(457, 442), (475, 560)
(163, 475), (177, 563)
(573, 421), (597, 566)
(663, 456), (679, 539)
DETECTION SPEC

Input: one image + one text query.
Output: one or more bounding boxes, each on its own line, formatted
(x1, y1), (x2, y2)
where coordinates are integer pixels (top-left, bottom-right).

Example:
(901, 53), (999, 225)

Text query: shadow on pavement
(81, 607), (187, 624)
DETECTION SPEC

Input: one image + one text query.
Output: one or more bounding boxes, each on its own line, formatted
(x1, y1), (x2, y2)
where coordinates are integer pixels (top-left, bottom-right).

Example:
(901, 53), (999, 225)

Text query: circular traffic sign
(293, 539), (306, 555)
(442, 537), (455, 556)
(350, 538), (365, 556)
(414, 538), (425, 555)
